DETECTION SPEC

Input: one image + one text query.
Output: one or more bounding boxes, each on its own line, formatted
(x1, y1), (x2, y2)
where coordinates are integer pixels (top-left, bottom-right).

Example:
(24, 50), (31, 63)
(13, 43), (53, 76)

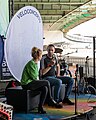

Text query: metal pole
(75, 77), (77, 115)
(74, 64), (79, 115)
(11, 0), (14, 18)
(8, 0), (14, 21)
(93, 37), (95, 88)
(8, 0), (11, 21)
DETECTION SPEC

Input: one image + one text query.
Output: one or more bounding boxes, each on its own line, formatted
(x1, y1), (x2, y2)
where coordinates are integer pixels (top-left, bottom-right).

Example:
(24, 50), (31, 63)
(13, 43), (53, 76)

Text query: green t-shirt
(21, 59), (39, 85)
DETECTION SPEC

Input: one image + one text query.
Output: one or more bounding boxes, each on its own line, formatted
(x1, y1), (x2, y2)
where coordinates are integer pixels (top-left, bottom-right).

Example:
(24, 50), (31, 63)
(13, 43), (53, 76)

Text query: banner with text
(5, 6), (43, 81)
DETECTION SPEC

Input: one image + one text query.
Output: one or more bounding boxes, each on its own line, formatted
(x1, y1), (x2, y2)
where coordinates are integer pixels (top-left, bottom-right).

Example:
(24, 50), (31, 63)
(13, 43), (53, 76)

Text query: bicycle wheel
(87, 85), (96, 95)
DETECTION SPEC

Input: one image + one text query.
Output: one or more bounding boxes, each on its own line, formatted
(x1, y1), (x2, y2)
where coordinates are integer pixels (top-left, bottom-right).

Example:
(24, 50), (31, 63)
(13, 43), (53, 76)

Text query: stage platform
(12, 93), (96, 120)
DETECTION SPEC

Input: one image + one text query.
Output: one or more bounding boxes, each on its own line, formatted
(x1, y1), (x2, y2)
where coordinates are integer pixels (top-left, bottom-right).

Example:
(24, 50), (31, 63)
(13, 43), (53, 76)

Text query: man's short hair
(47, 44), (55, 49)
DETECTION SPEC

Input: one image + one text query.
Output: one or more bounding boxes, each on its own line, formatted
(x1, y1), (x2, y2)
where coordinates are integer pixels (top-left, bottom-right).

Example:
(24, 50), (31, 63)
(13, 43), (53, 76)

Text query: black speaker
(79, 66), (83, 79)
(87, 77), (95, 87)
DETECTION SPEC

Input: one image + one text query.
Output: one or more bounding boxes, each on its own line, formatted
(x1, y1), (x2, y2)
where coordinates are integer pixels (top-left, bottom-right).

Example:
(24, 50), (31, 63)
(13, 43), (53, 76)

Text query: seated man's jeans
(43, 76), (74, 102)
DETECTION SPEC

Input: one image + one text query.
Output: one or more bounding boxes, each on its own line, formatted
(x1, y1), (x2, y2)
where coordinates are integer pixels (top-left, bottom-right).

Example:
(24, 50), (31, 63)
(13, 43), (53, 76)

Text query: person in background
(40, 44), (74, 105)
(63, 63), (72, 77)
(20, 47), (63, 114)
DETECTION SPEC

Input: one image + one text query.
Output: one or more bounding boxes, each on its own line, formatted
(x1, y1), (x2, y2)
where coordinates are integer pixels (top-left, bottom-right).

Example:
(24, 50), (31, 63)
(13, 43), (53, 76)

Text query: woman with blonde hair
(21, 47), (62, 114)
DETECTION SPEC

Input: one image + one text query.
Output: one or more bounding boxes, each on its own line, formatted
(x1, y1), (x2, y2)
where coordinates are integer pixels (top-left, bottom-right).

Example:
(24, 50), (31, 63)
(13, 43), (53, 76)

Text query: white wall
(44, 30), (64, 45)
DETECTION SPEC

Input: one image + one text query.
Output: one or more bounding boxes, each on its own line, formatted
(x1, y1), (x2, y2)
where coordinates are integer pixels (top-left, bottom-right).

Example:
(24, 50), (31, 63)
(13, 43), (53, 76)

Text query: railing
(64, 56), (94, 77)
(64, 33), (93, 43)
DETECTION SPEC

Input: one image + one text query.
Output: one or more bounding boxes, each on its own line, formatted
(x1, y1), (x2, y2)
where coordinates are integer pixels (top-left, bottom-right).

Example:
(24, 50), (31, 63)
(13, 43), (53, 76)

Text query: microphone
(52, 54), (55, 59)
(47, 54), (56, 67)
(86, 56), (91, 60)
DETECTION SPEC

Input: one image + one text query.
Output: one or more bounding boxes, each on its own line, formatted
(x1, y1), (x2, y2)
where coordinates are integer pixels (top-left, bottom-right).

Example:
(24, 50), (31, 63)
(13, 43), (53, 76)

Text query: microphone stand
(75, 74), (77, 115)
(74, 64), (79, 115)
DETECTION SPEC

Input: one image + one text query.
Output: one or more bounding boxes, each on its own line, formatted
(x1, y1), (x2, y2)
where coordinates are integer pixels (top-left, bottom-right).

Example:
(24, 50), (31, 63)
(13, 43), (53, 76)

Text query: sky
(68, 18), (96, 37)
(44, 18), (96, 58)
(64, 18), (96, 58)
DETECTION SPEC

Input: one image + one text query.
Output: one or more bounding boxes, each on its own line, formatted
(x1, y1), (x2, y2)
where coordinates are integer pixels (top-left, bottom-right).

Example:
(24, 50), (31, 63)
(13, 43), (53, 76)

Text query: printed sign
(5, 6), (43, 81)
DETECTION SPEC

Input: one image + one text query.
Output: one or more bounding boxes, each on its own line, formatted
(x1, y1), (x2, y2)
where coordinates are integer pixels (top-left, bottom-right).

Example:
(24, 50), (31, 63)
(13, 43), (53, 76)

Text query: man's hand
(47, 59), (56, 67)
